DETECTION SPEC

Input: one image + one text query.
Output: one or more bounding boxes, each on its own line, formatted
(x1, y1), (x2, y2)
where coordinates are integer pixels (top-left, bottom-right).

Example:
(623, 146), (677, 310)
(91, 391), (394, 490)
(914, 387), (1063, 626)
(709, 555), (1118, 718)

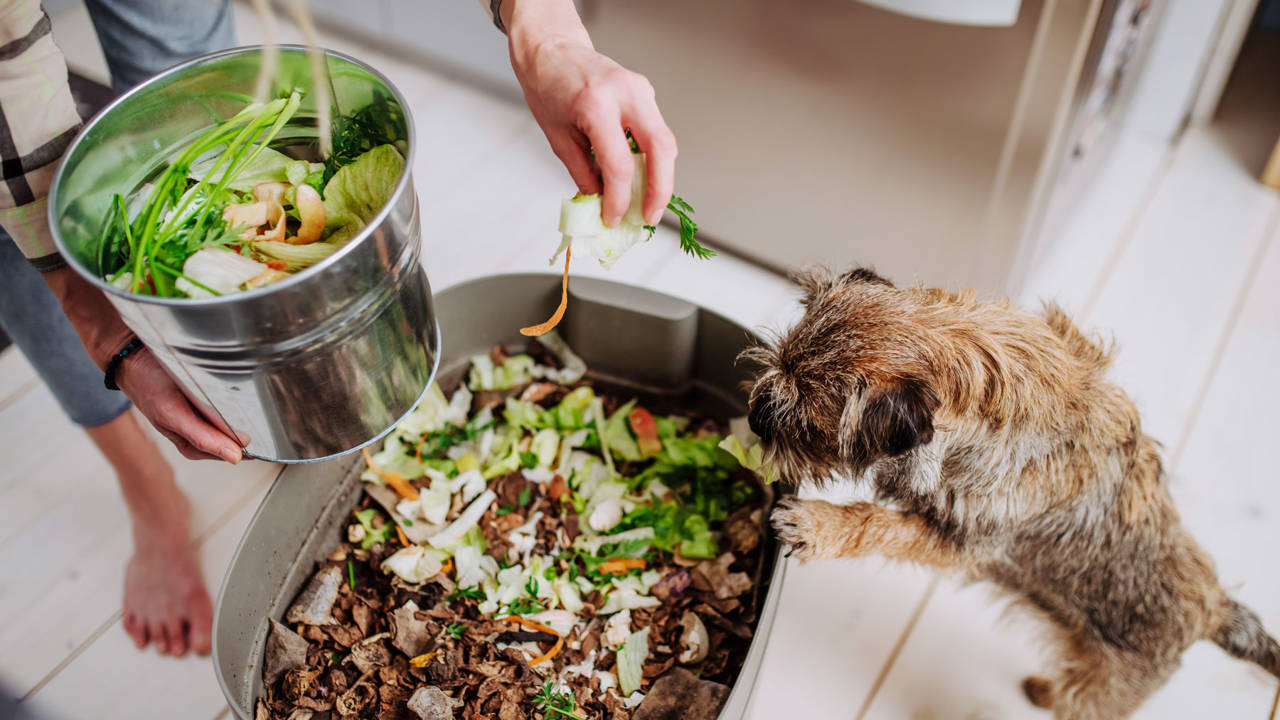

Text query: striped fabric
(0, 0), (82, 270)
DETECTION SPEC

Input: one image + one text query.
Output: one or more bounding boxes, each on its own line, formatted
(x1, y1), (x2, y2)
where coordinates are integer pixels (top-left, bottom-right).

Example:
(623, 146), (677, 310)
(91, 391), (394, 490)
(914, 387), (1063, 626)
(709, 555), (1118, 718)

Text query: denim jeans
(0, 0), (235, 427)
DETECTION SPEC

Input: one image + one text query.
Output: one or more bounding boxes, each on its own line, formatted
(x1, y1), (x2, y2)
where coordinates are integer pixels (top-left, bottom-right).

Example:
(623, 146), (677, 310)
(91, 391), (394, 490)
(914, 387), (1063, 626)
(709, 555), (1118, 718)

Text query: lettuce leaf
(322, 144), (405, 244)
(602, 399), (643, 462)
(189, 147), (320, 193)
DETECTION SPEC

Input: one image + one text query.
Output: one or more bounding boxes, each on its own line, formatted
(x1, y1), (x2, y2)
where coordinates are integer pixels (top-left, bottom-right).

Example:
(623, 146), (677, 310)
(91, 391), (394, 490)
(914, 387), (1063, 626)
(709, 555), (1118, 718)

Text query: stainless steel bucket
(48, 46), (438, 463)
(212, 273), (786, 719)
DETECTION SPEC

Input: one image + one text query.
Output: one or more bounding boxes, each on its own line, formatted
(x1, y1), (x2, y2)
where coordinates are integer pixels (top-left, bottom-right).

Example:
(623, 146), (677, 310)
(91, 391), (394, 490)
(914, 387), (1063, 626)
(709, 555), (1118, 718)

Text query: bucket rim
(47, 43), (418, 308)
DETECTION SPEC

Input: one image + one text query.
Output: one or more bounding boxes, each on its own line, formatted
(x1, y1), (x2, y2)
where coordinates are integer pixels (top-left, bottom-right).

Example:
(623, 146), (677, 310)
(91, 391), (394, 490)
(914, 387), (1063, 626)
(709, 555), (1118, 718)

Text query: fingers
(158, 427), (223, 463)
(626, 104), (677, 225)
(156, 391), (242, 464)
(548, 129), (601, 196)
(582, 112), (634, 227)
(119, 350), (242, 463)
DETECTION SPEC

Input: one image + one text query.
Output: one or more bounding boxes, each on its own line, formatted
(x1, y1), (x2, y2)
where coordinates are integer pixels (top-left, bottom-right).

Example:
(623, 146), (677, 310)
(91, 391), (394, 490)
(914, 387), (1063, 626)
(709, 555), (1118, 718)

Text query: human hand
(116, 347), (244, 463)
(506, 2), (676, 227)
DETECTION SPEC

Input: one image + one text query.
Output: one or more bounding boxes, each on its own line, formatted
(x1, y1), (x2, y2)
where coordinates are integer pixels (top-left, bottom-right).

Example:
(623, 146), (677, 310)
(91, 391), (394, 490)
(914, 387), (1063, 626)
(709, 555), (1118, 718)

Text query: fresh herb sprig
(447, 586), (485, 602)
(418, 418), (494, 460)
(667, 195), (715, 260)
(622, 129), (715, 261)
(534, 681), (587, 720)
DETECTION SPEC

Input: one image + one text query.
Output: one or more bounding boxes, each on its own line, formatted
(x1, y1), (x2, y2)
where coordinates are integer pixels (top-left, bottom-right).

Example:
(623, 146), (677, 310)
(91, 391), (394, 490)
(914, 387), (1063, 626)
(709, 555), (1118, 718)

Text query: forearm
(41, 267), (133, 369)
(503, 0), (593, 71)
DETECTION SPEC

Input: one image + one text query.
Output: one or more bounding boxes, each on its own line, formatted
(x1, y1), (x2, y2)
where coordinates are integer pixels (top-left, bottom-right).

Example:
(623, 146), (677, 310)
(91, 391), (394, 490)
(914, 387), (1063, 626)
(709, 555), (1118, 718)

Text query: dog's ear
(793, 267), (837, 306)
(840, 376), (938, 464)
(794, 266), (892, 306)
(840, 267), (894, 287)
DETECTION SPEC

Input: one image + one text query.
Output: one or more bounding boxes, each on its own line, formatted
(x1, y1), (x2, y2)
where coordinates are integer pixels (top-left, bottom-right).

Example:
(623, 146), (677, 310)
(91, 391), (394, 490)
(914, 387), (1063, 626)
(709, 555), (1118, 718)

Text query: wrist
(506, 0), (592, 72)
(41, 266), (134, 369)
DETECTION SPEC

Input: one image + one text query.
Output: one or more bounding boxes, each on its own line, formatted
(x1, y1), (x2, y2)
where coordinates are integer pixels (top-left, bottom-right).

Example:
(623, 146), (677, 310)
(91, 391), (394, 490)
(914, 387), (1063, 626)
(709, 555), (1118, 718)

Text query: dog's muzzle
(748, 397), (776, 443)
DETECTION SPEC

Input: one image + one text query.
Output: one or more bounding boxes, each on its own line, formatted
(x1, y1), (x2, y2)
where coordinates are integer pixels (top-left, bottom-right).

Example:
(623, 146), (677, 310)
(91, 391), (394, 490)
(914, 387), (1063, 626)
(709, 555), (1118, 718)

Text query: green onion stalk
(103, 91), (302, 296)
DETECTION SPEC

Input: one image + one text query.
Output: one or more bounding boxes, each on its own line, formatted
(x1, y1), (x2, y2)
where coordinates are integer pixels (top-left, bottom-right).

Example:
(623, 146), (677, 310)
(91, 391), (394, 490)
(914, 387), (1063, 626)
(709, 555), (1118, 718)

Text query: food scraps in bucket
(95, 90), (407, 298)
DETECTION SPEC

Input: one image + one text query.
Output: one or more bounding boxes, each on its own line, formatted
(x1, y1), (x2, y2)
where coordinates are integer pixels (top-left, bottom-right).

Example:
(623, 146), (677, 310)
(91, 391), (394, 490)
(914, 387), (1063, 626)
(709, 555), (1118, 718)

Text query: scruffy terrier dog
(744, 267), (1279, 719)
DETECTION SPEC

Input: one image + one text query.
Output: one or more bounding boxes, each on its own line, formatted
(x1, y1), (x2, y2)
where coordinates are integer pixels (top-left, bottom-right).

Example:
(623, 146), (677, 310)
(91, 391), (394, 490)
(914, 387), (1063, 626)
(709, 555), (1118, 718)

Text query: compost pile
(258, 334), (773, 720)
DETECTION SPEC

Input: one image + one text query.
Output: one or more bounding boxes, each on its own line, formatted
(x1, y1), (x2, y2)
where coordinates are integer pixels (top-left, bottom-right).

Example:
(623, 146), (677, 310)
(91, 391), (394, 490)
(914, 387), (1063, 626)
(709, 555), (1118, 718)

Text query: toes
(188, 595), (214, 656)
(123, 613), (149, 649)
(164, 617), (189, 657)
(152, 620), (170, 655)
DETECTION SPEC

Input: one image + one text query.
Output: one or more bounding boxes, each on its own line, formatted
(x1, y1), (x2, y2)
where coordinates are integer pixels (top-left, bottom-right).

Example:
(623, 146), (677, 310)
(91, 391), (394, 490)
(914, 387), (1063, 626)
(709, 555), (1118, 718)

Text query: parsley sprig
(667, 195), (715, 260)
(534, 681), (587, 720)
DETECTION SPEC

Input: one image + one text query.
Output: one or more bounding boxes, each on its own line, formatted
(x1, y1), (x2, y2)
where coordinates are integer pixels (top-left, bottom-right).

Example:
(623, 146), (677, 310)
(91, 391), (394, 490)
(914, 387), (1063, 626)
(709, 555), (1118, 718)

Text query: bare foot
(86, 411), (214, 657)
(122, 515), (213, 657)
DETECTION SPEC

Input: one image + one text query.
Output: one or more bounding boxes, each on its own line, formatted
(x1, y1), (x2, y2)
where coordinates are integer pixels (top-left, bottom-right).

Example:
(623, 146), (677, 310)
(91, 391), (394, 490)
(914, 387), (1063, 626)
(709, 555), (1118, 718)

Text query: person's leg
(82, 0), (237, 94)
(86, 411), (212, 657)
(0, 236), (211, 656)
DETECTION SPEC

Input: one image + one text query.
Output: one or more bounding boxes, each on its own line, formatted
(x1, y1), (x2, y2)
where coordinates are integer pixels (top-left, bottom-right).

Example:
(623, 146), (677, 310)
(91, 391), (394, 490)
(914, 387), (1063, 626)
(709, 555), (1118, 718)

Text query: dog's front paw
(771, 497), (850, 563)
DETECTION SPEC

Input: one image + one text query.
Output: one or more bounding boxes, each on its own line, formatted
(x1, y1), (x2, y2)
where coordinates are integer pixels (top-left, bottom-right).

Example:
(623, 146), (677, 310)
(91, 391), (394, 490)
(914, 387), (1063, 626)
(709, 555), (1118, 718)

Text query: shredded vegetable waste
(261, 335), (771, 719)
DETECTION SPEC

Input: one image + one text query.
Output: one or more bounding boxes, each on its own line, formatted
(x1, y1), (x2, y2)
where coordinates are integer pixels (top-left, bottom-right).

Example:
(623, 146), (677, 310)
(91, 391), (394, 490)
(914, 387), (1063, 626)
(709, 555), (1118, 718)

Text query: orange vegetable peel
(499, 616), (564, 665)
(362, 447), (419, 501)
(520, 247), (570, 337)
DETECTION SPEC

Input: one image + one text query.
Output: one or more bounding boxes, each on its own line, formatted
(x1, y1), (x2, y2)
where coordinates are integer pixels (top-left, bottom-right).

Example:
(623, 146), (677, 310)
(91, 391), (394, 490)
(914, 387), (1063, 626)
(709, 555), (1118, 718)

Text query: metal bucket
(48, 46), (438, 463)
(213, 273), (787, 719)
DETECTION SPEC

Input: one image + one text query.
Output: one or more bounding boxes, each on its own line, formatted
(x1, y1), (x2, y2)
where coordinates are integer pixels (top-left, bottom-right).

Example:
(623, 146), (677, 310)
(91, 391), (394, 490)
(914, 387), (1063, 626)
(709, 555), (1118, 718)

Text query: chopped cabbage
(719, 419), (780, 484)
(468, 353), (537, 391)
(599, 587), (662, 616)
(381, 545), (448, 583)
(395, 471), (451, 525)
(533, 331), (587, 385)
(552, 154), (652, 270)
(530, 428), (560, 467)
(617, 626), (650, 696)
(601, 399), (642, 462)
(427, 489), (495, 548)
(395, 383), (450, 437)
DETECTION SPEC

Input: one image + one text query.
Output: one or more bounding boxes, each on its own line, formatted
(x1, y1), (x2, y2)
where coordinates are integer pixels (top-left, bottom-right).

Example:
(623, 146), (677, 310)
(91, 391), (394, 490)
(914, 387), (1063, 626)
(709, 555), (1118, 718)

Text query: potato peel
(520, 247), (571, 337)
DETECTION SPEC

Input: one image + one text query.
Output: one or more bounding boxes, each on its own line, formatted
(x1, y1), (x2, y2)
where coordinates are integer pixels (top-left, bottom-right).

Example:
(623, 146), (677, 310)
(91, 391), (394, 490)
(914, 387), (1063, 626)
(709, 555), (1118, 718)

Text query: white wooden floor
(3, 4), (1277, 719)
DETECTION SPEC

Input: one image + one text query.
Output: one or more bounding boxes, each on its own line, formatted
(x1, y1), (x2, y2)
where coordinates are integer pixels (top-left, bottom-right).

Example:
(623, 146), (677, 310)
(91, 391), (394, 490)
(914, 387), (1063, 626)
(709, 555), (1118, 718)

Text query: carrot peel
(520, 247), (570, 337)
(362, 447), (419, 501)
(599, 557), (647, 575)
(499, 616), (564, 665)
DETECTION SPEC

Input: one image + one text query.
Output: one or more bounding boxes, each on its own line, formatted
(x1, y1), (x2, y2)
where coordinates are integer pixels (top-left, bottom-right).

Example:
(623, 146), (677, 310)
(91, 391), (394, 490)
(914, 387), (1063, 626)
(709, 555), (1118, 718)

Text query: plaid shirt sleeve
(0, 0), (82, 272)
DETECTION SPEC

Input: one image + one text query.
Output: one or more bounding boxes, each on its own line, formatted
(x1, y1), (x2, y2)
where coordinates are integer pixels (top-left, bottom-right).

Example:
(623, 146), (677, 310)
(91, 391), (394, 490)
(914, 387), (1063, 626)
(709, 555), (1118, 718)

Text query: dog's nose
(748, 398), (775, 442)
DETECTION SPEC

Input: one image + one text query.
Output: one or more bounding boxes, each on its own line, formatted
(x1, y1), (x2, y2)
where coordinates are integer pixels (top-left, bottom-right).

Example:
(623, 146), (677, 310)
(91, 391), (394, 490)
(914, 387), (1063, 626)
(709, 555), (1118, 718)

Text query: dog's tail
(1211, 598), (1280, 677)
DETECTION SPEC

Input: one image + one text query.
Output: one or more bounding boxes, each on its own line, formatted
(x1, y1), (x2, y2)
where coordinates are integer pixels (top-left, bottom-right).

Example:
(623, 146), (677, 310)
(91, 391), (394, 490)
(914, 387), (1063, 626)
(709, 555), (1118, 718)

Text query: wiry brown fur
(745, 267), (1280, 720)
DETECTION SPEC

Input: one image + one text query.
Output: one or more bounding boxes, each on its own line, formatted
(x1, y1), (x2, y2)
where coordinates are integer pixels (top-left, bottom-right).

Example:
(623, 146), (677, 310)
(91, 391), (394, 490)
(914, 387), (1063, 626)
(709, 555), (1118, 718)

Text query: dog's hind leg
(771, 496), (961, 568)
(1047, 634), (1176, 720)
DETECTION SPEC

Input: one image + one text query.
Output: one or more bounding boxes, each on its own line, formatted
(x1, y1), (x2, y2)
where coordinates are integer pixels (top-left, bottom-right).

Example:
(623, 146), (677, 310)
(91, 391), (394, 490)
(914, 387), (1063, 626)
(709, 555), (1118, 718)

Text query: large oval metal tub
(213, 273), (786, 719)
(49, 46), (438, 463)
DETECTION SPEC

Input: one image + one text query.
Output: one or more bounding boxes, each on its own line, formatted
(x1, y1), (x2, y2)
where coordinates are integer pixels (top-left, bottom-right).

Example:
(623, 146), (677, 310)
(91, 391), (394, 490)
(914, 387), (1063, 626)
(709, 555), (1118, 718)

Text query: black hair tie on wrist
(104, 336), (145, 391)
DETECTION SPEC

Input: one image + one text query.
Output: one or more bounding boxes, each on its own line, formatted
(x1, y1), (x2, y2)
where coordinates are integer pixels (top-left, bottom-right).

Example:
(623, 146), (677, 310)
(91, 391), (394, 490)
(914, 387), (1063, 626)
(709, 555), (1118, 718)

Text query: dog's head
(743, 267), (939, 482)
